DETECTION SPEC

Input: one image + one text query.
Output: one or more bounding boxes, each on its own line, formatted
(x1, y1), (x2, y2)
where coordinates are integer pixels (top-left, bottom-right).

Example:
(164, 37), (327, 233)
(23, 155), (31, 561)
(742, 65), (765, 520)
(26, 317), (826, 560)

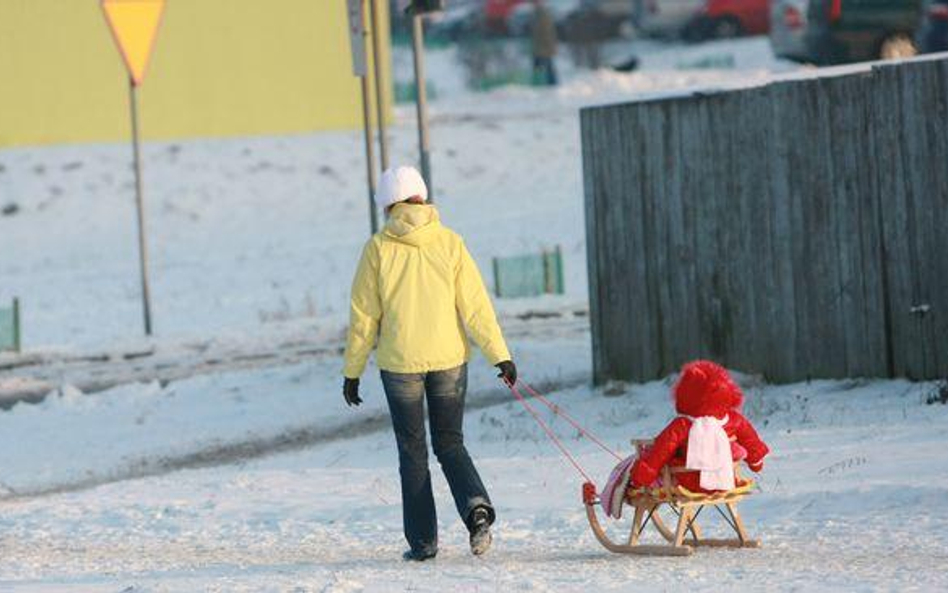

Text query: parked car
(560, 0), (638, 38)
(919, 0), (948, 52)
(779, 0), (924, 64)
(636, 0), (701, 37)
(638, 0), (769, 41)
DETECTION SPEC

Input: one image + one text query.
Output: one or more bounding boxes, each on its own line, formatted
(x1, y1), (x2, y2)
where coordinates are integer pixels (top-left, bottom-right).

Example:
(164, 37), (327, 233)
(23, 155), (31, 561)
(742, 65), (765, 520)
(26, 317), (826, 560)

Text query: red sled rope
(506, 379), (625, 494)
(519, 381), (623, 462)
(507, 381), (597, 484)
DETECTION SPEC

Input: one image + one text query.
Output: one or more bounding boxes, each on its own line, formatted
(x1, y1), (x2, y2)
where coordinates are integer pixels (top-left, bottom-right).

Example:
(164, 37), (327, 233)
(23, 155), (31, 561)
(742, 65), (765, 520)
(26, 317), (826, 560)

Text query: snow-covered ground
(3, 36), (945, 591)
(0, 370), (946, 591)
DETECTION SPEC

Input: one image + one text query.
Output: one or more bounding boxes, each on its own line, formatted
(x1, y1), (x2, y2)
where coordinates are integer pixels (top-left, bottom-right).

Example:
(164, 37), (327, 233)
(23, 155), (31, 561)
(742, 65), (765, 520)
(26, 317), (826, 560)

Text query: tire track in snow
(0, 309), (589, 407)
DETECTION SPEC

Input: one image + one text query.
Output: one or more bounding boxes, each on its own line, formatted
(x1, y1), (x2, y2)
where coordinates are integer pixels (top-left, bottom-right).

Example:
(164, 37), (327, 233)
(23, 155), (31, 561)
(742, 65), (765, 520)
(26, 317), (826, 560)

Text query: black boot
(468, 507), (492, 556)
(402, 547), (437, 562)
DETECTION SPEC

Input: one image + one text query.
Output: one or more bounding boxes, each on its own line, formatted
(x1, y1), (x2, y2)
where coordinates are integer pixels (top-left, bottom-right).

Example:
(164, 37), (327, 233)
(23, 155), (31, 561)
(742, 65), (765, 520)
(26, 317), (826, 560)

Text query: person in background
(342, 165), (518, 562)
(531, 0), (559, 85)
(566, 6), (602, 70)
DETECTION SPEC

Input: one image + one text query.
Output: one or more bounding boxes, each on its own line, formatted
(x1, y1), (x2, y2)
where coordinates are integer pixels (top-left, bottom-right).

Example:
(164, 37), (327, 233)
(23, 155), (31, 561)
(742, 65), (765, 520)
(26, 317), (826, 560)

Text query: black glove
(343, 377), (362, 406)
(495, 360), (517, 387)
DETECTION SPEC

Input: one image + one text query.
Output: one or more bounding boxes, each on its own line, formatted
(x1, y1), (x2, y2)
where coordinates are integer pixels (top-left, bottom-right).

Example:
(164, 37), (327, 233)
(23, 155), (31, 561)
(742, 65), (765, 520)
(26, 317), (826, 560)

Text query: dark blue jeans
(381, 363), (494, 554)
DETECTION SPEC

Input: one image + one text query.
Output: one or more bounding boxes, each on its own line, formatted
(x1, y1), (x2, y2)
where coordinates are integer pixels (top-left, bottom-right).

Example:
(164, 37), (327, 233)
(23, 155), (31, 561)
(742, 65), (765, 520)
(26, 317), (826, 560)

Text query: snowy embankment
(0, 327), (590, 498)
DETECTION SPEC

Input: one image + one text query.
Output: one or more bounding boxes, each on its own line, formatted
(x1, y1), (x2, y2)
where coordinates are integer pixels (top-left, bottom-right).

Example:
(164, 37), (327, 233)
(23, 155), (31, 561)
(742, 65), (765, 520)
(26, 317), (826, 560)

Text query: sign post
(368, 0), (389, 173)
(403, 1), (443, 201)
(101, 0), (166, 336)
(410, 13), (432, 201)
(347, 0), (379, 234)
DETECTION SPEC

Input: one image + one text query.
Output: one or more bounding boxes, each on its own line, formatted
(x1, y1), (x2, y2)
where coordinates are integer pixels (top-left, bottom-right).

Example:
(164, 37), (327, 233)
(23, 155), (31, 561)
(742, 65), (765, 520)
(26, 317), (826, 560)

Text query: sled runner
(583, 439), (760, 557)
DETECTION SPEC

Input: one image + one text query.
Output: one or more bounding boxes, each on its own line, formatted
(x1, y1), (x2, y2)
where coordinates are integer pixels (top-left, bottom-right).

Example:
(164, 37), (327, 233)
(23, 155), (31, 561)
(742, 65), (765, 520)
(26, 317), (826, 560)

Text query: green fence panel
(493, 247), (564, 299)
(494, 254), (545, 298)
(0, 298), (20, 352)
(394, 80), (439, 104)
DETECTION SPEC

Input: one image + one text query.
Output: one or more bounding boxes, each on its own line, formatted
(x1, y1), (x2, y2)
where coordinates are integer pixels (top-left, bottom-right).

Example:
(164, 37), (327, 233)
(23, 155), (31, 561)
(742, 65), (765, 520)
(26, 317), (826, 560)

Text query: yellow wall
(0, 0), (391, 147)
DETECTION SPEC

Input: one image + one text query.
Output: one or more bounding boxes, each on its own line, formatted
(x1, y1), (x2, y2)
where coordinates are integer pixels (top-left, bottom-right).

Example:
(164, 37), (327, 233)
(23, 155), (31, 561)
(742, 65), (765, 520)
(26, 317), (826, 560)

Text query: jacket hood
(673, 360), (744, 418)
(383, 203), (441, 246)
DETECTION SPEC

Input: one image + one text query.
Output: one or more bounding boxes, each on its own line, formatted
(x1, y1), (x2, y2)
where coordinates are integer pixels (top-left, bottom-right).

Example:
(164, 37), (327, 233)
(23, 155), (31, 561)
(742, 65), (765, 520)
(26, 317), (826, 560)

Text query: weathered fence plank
(582, 57), (948, 383)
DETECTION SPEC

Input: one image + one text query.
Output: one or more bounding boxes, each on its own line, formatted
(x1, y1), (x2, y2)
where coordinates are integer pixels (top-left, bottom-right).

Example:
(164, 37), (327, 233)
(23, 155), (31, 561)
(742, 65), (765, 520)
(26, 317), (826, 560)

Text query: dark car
(920, 0), (948, 51)
(791, 0), (923, 64)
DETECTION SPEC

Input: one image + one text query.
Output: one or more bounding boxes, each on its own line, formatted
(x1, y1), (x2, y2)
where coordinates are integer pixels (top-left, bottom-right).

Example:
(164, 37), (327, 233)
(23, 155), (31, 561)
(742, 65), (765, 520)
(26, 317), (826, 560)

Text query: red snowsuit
(630, 361), (769, 493)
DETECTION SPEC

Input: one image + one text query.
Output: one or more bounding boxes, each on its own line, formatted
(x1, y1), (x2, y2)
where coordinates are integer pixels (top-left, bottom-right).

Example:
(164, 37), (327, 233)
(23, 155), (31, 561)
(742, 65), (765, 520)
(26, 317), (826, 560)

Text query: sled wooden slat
(585, 438), (761, 557)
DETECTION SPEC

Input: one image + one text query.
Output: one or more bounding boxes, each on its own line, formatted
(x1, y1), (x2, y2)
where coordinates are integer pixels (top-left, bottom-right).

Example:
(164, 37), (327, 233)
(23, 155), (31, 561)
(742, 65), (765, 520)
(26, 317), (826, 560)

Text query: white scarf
(683, 415), (734, 491)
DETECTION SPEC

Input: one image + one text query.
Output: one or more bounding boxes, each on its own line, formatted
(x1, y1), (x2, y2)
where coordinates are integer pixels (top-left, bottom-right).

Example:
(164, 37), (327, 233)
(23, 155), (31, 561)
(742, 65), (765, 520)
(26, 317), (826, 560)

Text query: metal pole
(368, 0), (389, 171)
(361, 74), (379, 234)
(410, 13), (432, 201)
(128, 77), (153, 336)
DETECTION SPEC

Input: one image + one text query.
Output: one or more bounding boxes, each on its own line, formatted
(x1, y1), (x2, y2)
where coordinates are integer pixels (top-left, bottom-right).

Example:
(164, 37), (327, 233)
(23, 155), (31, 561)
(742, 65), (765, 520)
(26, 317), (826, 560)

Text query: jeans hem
(463, 497), (495, 529)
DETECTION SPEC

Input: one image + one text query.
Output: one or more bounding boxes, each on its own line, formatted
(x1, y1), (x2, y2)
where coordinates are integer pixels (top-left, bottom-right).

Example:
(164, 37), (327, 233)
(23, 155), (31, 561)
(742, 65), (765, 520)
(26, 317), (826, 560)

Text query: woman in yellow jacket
(342, 166), (516, 562)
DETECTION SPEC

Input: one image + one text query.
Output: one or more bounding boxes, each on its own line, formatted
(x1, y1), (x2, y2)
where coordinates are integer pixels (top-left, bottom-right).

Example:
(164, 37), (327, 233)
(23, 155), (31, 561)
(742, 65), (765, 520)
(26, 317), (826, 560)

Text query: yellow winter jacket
(343, 203), (511, 378)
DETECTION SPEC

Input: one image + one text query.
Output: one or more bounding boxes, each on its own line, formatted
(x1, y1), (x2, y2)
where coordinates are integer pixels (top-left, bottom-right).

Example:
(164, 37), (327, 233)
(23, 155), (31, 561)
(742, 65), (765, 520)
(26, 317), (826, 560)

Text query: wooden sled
(584, 439), (760, 557)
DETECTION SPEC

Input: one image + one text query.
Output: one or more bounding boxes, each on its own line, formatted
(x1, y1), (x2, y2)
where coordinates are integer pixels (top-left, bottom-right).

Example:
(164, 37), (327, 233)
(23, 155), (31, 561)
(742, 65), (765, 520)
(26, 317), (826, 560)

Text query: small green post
(12, 297), (20, 353)
(542, 249), (550, 294)
(542, 246), (565, 295)
(554, 244), (564, 295)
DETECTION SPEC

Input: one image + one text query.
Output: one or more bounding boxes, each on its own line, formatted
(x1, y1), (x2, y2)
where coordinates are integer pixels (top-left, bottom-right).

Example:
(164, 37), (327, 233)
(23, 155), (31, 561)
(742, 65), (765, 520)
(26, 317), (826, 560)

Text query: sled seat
(584, 438), (760, 556)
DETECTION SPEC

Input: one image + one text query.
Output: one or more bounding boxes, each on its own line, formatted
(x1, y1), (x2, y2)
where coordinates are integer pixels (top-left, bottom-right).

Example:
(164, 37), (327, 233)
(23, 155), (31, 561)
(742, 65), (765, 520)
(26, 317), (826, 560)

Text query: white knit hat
(375, 166), (428, 210)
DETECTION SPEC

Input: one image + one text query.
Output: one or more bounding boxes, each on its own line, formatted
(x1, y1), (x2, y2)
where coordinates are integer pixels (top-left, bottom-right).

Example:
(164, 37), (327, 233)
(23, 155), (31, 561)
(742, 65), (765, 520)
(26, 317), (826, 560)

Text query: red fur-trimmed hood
(673, 360), (743, 418)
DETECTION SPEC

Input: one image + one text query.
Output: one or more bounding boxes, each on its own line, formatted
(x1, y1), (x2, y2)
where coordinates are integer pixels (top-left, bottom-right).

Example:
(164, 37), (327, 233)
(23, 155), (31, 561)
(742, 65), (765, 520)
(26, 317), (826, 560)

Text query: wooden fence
(581, 56), (948, 384)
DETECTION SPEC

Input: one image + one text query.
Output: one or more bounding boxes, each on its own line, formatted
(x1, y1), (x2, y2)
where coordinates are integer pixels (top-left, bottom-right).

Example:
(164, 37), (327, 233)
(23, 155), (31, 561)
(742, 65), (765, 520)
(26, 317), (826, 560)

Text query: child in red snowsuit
(630, 360), (769, 493)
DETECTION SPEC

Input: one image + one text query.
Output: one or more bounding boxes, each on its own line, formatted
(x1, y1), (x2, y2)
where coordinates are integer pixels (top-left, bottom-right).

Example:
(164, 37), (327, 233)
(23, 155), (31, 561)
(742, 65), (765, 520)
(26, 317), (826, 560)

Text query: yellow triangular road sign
(102, 0), (166, 86)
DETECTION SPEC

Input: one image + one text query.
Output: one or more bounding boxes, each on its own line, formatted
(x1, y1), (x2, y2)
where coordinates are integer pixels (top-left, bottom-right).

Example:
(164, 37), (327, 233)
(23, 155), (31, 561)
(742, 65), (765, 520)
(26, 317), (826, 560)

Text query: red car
(690, 0), (771, 39)
(642, 0), (770, 41)
(484, 0), (528, 31)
